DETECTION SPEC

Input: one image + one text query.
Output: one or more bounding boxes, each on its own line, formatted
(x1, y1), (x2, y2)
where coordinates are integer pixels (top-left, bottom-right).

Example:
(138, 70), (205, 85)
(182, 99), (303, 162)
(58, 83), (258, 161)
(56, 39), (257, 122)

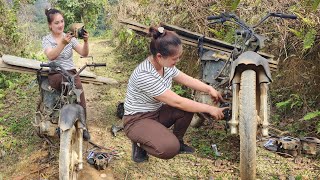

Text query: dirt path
(1, 38), (320, 180)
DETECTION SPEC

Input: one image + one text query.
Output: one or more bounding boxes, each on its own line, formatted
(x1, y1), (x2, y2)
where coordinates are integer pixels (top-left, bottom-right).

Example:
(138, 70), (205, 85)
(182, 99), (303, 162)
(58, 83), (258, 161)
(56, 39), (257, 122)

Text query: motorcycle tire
(239, 70), (257, 180)
(116, 102), (124, 119)
(190, 114), (205, 128)
(59, 126), (82, 180)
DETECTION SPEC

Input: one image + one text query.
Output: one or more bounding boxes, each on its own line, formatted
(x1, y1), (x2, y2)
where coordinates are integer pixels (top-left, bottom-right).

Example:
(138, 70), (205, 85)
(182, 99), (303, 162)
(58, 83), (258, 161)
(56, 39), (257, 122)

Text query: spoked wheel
(239, 70), (257, 180)
(59, 126), (83, 180)
(190, 91), (215, 128)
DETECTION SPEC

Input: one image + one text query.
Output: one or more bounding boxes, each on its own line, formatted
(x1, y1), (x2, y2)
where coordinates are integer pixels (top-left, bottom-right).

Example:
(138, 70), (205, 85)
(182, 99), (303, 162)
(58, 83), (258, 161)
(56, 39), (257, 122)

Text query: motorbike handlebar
(40, 63), (50, 67)
(208, 19), (227, 25)
(41, 59), (106, 79)
(271, 13), (297, 19)
(40, 62), (59, 69)
(207, 15), (223, 20)
(87, 63), (106, 67)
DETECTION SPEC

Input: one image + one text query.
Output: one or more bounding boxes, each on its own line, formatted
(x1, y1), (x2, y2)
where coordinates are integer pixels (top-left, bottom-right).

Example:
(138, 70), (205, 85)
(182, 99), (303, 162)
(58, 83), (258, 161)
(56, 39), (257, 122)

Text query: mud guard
(59, 104), (86, 131)
(230, 51), (272, 84)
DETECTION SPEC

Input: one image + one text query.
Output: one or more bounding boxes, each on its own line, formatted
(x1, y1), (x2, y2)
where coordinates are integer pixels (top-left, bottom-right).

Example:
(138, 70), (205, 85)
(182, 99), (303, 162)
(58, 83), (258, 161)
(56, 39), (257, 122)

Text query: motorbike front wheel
(59, 126), (83, 180)
(239, 70), (257, 180)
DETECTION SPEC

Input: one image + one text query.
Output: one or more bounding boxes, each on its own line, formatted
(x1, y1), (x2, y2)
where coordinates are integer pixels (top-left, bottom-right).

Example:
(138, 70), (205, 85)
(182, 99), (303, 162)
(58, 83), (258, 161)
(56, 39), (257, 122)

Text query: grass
(0, 73), (42, 177)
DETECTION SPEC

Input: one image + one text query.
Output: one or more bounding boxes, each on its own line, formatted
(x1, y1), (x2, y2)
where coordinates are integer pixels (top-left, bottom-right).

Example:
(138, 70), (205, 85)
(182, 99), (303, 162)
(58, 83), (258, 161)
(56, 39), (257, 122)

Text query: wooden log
(0, 67), (35, 74)
(120, 19), (274, 58)
(119, 19), (279, 71)
(162, 23), (235, 51)
(81, 76), (118, 85)
(2, 54), (97, 78)
(2, 54), (49, 70)
(180, 36), (233, 54)
(0, 58), (118, 85)
(0, 59), (36, 74)
(81, 80), (103, 85)
(162, 23), (276, 60)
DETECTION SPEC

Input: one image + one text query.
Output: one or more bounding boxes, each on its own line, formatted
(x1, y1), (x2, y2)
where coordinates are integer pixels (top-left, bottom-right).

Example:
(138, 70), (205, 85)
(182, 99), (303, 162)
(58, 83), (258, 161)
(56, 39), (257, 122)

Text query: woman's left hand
(209, 88), (224, 104)
(83, 32), (89, 42)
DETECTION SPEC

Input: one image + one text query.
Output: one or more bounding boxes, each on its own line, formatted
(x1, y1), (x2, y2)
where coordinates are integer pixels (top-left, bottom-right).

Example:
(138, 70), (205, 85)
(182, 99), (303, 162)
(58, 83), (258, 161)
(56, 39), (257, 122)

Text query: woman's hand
(62, 33), (73, 45)
(83, 32), (89, 42)
(208, 87), (224, 104)
(208, 106), (228, 120)
(73, 32), (89, 57)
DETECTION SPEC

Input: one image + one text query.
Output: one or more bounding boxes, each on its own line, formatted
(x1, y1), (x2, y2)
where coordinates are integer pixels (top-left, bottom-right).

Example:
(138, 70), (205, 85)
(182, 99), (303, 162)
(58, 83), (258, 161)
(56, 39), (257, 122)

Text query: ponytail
(44, 8), (63, 24)
(148, 26), (181, 57)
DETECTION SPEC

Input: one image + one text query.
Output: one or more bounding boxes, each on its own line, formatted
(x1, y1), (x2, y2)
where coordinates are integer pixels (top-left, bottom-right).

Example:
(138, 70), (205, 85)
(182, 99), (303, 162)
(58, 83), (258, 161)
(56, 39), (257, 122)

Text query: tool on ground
(264, 136), (320, 157)
(211, 144), (221, 157)
(86, 141), (121, 170)
(111, 124), (124, 137)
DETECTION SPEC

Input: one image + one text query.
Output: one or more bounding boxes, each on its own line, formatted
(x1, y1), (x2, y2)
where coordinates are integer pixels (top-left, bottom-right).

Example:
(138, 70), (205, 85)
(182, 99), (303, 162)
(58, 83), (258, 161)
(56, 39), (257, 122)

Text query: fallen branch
(269, 126), (290, 137)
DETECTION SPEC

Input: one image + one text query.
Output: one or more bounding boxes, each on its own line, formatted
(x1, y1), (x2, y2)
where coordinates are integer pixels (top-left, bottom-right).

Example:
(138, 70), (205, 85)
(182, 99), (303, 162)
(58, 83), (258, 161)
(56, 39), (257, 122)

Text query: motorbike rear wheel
(239, 70), (257, 180)
(59, 126), (82, 180)
(190, 91), (215, 128)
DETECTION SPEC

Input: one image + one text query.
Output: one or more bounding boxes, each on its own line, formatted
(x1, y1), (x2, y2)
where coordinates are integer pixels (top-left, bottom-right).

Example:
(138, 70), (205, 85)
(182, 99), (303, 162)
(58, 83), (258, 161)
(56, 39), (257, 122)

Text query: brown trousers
(123, 105), (194, 159)
(48, 69), (86, 113)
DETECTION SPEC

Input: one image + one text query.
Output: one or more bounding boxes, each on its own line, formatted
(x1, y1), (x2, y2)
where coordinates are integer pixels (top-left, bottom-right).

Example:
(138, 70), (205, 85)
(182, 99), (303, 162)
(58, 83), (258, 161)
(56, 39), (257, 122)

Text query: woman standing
(123, 26), (226, 162)
(42, 8), (90, 140)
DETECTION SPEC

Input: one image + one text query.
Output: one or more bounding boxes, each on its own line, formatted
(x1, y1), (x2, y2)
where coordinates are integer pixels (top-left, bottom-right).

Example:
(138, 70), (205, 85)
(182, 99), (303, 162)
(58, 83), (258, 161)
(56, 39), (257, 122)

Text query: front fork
(229, 83), (239, 134)
(228, 81), (269, 136)
(260, 83), (269, 136)
(76, 121), (84, 171)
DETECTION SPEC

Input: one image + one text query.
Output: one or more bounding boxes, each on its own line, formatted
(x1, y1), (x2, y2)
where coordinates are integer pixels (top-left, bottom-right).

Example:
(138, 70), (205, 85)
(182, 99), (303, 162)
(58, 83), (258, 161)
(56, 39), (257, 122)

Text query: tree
(0, 0), (28, 55)
(52, 0), (107, 30)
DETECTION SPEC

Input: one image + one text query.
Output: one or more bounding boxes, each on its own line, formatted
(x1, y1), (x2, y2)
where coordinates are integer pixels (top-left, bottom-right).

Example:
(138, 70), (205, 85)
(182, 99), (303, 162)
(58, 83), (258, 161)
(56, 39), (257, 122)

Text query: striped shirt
(42, 33), (79, 70)
(124, 58), (180, 115)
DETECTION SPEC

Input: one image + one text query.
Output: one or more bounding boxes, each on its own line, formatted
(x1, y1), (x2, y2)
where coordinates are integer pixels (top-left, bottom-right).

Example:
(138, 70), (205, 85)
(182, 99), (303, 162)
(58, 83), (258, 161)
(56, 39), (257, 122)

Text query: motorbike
(191, 12), (297, 179)
(33, 61), (106, 180)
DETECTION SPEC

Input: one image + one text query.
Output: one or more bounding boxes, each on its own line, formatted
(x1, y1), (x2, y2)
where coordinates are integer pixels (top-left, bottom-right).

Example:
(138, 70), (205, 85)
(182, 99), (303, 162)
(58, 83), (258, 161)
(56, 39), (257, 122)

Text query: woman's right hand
(62, 33), (73, 45)
(207, 106), (227, 120)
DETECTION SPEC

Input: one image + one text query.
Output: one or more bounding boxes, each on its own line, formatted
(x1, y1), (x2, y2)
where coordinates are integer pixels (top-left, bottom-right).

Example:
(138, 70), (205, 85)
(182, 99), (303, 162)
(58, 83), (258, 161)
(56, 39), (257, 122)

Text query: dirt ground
(1, 39), (320, 180)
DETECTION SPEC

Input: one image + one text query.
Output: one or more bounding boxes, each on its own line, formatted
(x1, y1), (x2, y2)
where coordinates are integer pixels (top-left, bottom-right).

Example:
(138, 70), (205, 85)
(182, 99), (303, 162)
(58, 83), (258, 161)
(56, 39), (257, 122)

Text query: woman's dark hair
(148, 26), (182, 57)
(45, 8), (63, 24)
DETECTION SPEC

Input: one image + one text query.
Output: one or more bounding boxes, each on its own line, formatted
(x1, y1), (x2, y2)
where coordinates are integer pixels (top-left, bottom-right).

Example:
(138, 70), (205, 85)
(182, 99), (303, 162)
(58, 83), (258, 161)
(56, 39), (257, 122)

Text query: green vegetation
(116, 28), (149, 61)
(0, 0), (27, 55)
(304, 110), (320, 121)
(303, 110), (320, 134)
(53, 0), (108, 35)
(0, 73), (40, 170)
(172, 84), (192, 99)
